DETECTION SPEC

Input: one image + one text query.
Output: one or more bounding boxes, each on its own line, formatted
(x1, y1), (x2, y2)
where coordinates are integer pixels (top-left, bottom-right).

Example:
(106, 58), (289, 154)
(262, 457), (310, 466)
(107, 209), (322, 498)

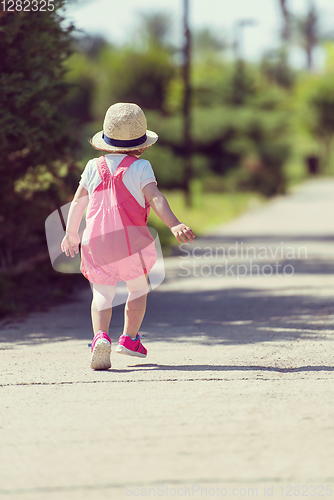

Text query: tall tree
(292, 1), (319, 71)
(277, 0), (334, 72)
(290, 1), (334, 72)
(138, 11), (174, 50)
(182, 0), (193, 207)
(278, 0), (291, 42)
(192, 28), (226, 55)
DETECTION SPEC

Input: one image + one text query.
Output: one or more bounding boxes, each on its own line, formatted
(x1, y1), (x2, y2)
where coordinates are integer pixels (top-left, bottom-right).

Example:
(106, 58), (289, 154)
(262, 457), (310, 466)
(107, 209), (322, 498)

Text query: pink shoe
(115, 334), (147, 358)
(90, 331), (112, 370)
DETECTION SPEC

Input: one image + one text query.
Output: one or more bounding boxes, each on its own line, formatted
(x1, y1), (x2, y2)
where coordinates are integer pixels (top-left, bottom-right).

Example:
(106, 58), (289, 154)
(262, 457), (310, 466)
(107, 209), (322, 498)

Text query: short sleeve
(139, 160), (157, 190)
(79, 159), (95, 193)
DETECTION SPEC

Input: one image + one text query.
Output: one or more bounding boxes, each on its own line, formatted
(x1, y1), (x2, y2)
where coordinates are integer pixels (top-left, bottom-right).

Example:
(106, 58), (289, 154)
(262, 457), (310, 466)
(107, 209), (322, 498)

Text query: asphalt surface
(1, 178), (334, 500)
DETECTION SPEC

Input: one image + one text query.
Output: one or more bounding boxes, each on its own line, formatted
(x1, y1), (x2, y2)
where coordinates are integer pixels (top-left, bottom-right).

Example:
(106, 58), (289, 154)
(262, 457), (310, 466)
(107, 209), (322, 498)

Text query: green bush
(146, 105), (291, 196)
(95, 45), (175, 116)
(0, 6), (80, 269)
(307, 74), (334, 171)
(143, 145), (183, 189)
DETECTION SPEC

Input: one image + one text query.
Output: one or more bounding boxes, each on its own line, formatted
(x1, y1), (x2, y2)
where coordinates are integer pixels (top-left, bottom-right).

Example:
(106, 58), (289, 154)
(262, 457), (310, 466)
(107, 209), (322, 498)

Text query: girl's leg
(123, 274), (149, 339)
(91, 284), (117, 336)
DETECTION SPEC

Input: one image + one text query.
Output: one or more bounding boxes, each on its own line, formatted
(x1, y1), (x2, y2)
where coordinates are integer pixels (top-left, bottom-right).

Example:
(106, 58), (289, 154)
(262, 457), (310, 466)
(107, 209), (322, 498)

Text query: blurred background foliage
(1, 0), (334, 316)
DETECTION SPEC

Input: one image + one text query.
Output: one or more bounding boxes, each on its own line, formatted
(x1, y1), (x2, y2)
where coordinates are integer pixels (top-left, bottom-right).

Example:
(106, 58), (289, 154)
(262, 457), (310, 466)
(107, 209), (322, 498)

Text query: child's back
(80, 153), (157, 285)
(61, 103), (195, 370)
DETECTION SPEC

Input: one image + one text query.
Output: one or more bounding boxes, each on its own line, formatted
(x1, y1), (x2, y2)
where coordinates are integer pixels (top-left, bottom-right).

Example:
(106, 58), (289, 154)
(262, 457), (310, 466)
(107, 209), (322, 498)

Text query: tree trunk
(278, 0), (290, 41)
(306, 44), (313, 71)
(305, 2), (317, 72)
(182, 0), (192, 208)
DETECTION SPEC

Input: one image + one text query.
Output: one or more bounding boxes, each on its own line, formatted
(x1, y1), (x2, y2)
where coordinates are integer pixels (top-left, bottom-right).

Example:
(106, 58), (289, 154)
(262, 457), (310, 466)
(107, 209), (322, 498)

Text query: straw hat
(90, 102), (158, 152)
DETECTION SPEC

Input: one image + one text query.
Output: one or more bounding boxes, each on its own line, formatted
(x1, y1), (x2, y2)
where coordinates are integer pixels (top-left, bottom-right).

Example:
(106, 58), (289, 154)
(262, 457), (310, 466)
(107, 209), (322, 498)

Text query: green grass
(148, 188), (265, 254)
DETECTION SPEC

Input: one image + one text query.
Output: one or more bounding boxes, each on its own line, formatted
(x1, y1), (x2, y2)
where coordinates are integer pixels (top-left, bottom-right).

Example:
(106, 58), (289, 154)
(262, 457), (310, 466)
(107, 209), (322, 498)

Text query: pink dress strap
(112, 155), (152, 221)
(114, 155), (139, 177)
(96, 155), (111, 181)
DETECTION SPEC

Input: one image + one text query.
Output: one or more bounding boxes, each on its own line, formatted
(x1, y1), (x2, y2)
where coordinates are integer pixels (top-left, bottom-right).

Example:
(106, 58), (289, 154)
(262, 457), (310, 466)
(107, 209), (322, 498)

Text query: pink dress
(80, 155), (157, 285)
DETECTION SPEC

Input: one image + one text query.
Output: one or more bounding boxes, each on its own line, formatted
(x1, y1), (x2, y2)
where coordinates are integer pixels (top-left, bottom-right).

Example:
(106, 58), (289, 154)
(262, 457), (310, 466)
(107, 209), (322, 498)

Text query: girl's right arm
(61, 185), (89, 257)
(143, 182), (195, 243)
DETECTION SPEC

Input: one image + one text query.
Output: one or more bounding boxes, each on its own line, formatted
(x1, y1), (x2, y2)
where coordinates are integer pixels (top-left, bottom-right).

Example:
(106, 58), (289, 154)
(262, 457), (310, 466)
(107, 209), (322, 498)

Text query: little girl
(61, 103), (195, 370)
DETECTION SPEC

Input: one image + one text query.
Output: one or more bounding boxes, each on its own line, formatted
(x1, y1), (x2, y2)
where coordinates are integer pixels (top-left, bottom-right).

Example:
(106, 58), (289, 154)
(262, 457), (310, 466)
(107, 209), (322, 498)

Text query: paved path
(1, 179), (334, 500)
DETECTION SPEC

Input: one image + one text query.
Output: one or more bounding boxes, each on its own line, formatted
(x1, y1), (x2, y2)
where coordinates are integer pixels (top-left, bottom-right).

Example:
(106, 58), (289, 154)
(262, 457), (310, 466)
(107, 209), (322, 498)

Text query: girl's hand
(61, 232), (80, 258)
(170, 223), (195, 243)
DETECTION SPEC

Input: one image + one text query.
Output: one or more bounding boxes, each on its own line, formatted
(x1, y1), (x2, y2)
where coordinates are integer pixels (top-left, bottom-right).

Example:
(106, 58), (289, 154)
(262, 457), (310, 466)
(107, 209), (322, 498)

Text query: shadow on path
(1, 284), (333, 346)
(1, 223), (333, 347)
(126, 363), (334, 373)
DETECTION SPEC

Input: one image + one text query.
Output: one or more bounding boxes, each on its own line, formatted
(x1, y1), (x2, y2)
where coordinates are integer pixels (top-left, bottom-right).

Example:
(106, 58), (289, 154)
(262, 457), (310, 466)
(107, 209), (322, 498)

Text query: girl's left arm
(61, 185), (89, 258)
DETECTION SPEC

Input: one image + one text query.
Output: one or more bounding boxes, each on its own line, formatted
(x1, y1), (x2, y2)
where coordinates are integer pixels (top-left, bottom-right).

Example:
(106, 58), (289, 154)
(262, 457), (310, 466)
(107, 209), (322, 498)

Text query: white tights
(92, 274), (149, 311)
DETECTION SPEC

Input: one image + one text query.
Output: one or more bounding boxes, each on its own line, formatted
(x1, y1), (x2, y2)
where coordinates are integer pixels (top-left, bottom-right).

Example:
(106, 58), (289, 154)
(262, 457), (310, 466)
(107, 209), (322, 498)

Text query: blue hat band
(102, 132), (147, 148)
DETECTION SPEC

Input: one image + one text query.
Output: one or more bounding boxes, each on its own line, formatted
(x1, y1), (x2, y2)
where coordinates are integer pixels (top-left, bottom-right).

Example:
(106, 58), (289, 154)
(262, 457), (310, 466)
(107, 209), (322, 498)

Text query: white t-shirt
(79, 154), (157, 208)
